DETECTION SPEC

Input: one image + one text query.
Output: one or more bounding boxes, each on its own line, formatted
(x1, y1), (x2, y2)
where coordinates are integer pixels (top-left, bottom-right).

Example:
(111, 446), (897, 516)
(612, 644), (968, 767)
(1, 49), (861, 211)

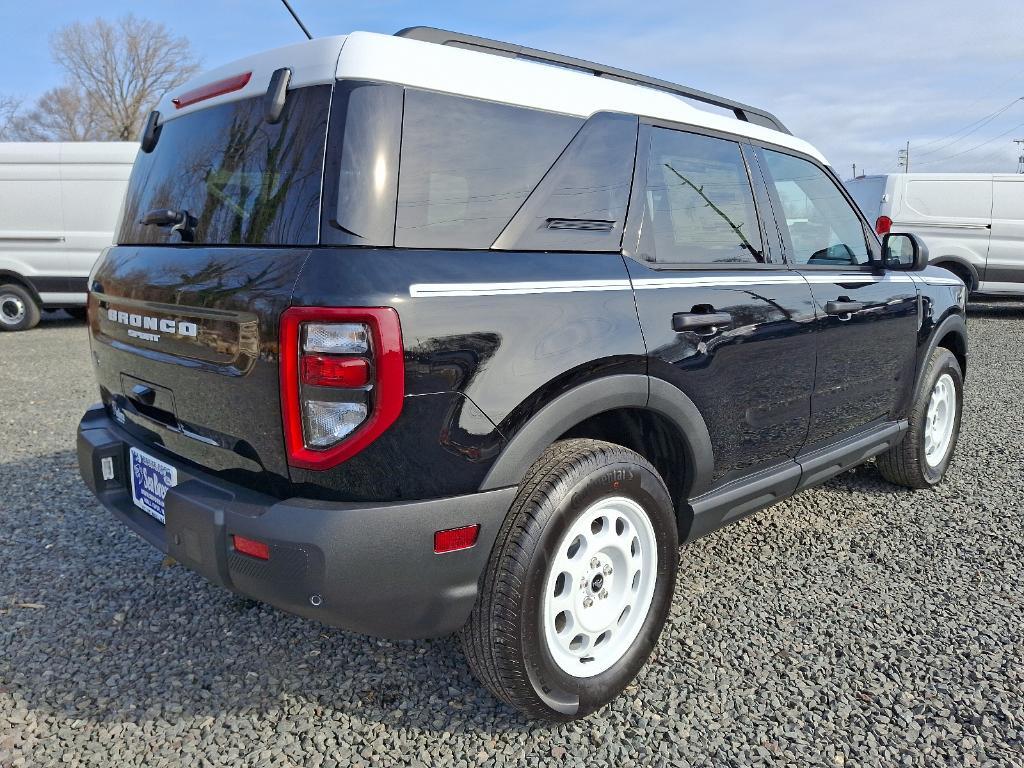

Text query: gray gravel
(2, 304), (1023, 767)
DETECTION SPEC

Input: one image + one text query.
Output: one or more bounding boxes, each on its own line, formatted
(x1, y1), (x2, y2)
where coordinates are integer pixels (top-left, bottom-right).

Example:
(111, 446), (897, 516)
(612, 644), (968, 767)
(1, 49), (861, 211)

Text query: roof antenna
(280, 0), (313, 40)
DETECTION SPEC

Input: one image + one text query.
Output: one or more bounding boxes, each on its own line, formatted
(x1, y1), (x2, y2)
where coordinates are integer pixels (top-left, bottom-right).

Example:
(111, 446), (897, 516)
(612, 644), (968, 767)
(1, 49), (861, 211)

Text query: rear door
(986, 177), (1024, 290)
(753, 147), (920, 449)
(626, 124), (817, 491)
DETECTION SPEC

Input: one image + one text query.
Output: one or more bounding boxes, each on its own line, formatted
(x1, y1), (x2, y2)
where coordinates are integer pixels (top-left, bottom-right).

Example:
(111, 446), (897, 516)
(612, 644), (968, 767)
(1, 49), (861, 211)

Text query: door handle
(672, 311), (733, 333)
(824, 300), (865, 316)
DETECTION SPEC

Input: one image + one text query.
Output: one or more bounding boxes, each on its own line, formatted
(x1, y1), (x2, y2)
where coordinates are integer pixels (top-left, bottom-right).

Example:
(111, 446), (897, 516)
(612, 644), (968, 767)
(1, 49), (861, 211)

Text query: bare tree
(12, 14), (199, 142)
(5, 87), (101, 141)
(0, 95), (20, 140)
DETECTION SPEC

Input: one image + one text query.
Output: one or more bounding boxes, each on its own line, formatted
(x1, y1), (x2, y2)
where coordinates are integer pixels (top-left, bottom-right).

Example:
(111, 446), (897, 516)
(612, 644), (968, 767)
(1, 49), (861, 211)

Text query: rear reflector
(301, 355), (370, 388)
(875, 215), (892, 236)
(232, 535), (270, 560)
(434, 525), (480, 554)
(173, 72), (252, 109)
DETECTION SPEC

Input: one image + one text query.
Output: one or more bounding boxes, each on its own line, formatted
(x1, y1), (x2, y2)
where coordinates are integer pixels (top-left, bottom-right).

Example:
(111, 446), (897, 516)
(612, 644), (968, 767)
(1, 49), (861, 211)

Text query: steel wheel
(0, 292), (26, 327)
(542, 495), (658, 678)
(924, 373), (956, 467)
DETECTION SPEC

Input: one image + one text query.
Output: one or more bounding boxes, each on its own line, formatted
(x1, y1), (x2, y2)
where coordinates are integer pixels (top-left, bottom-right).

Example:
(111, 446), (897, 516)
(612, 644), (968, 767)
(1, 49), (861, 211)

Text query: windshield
(118, 85), (330, 246)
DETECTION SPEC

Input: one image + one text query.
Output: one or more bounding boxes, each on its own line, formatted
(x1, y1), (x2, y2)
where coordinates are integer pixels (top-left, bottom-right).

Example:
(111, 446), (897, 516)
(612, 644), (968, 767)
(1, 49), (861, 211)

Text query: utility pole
(897, 141), (910, 172)
(852, 162), (857, 178)
(1015, 139), (1024, 174)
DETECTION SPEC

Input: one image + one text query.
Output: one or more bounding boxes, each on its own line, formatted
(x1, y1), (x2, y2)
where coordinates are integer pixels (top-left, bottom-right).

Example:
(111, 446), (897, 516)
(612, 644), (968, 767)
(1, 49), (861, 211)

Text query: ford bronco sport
(77, 27), (968, 720)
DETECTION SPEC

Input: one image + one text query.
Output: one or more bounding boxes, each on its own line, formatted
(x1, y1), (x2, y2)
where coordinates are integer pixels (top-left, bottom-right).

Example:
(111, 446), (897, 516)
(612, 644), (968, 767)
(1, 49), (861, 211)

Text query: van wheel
(877, 348), (963, 488)
(0, 284), (41, 332)
(461, 439), (678, 720)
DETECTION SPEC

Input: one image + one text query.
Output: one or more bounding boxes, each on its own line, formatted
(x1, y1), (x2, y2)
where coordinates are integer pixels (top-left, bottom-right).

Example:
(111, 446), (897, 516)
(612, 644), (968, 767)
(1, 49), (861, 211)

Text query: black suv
(77, 28), (968, 720)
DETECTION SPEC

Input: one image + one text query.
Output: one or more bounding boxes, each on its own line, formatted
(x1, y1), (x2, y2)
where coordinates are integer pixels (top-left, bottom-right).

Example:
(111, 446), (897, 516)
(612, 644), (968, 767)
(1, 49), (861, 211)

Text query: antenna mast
(280, 0), (313, 40)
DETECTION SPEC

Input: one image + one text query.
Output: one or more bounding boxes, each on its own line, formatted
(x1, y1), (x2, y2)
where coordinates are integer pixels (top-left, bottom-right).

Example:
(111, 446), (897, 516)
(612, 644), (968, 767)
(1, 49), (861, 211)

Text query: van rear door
(88, 84), (331, 495)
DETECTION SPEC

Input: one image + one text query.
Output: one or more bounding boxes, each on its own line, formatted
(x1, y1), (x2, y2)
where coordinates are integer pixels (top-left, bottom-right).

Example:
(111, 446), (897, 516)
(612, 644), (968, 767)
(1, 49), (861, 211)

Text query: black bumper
(77, 405), (516, 639)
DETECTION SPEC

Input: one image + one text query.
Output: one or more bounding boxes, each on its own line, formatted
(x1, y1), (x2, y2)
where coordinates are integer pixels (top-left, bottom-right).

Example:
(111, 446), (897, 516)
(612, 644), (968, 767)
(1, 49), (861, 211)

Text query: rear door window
(118, 85), (330, 246)
(396, 91), (582, 249)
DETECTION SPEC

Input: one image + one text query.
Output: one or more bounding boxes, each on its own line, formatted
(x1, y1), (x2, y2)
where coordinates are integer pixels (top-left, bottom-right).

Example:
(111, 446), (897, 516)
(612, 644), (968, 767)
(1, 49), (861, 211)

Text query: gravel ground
(1, 304), (1023, 767)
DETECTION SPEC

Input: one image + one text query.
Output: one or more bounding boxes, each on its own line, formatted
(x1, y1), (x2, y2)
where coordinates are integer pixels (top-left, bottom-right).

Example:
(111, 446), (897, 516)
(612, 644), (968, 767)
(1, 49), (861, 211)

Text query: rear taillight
(875, 215), (892, 235)
(279, 307), (403, 470)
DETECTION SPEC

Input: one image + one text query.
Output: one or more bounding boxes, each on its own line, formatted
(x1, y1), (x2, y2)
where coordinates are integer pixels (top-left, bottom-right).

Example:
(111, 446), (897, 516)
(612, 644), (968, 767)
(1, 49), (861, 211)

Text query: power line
(914, 97), (1023, 158)
(913, 119), (1024, 168)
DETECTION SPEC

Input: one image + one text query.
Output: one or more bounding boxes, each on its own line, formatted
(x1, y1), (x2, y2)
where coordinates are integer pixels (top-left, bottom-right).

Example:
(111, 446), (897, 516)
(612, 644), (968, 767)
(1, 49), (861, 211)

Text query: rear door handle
(672, 311), (733, 333)
(824, 300), (865, 315)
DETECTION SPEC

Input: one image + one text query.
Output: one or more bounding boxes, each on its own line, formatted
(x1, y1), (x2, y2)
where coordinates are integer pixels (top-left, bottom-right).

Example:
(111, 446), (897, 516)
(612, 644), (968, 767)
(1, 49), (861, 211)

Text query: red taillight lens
(434, 525), (481, 554)
(232, 535), (270, 560)
(172, 72), (252, 109)
(301, 355), (371, 388)
(875, 215), (892, 235)
(280, 307), (404, 471)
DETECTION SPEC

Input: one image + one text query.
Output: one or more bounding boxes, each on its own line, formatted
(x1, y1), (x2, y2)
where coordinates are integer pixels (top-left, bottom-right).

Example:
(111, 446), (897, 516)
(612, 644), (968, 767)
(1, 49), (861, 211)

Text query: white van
(844, 173), (1024, 296)
(0, 142), (137, 330)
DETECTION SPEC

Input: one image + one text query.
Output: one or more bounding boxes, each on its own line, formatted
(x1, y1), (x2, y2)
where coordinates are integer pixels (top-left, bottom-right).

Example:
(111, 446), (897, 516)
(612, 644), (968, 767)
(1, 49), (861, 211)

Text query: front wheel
(461, 439), (678, 720)
(877, 347), (963, 488)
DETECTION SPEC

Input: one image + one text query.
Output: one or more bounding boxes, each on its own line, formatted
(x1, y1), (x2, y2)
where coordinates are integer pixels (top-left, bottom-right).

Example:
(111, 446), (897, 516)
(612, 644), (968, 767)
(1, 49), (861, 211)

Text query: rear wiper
(140, 208), (197, 243)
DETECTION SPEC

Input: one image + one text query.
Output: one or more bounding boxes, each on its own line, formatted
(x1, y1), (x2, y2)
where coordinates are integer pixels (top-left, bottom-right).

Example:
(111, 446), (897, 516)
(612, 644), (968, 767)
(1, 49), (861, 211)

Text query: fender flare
(915, 312), (968, 394)
(479, 374), (715, 496)
(0, 269), (42, 304)
(930, 257), (979, 290)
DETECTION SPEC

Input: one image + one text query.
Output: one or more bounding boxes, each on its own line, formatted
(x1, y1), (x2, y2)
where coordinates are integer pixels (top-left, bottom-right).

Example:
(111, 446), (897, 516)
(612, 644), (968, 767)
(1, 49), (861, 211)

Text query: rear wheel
(461, 439), (678, 720)
(877, 347), (963, 488)
(0, 284), (41, 332)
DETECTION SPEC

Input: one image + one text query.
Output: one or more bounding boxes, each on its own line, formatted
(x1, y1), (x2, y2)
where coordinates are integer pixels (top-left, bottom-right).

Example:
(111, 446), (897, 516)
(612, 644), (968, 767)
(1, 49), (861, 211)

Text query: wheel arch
(930, 256), (979, 291)
(919, 312), (968, 393)
(479, 374), (715, 526)
(0, 270), (43, 304)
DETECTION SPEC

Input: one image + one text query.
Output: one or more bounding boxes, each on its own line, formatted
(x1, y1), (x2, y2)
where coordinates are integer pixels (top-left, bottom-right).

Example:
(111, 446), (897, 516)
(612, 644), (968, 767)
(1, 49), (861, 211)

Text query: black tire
(877, 347), (963, 489)
(0, 283), (41, 332)
(461, 438), (678, 720)
(64, 307), (88, 322)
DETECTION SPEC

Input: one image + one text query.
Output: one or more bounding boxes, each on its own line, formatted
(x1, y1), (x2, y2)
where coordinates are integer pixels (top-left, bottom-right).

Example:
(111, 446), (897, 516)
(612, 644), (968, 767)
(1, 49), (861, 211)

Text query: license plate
(129, 447), (177, 524)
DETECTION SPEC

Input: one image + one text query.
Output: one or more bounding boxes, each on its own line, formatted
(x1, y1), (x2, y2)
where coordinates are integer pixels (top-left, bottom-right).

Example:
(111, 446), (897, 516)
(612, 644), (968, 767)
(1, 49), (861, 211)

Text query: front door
(626, 125), (818, 489)
(753, 147), (920, 449)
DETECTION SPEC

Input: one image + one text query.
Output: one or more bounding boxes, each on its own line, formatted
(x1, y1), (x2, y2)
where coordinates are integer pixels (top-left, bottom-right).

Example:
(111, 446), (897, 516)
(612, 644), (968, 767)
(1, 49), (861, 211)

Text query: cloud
(519, 0), (1024, 175)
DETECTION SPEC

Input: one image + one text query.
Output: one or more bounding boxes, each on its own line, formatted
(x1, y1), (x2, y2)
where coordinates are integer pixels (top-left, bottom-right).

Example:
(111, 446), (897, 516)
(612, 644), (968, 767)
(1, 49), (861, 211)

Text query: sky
(1, 0), (1022, 178)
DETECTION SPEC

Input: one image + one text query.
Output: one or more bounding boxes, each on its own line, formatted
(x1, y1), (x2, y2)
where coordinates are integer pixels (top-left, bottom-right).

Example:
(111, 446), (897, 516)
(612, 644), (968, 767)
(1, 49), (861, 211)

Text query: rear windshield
(843, 177), (886, 220)
(118, 85), (330, 246)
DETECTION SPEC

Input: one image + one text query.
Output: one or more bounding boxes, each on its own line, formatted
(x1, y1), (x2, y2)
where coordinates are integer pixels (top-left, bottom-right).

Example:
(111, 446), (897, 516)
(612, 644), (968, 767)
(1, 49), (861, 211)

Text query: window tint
(119, 86), (330, 246)
(642, 128), (763, 264)
(321, 81), (404, 246)
(759, 150), (870, 266)
(396, 91), (583, 249)
(494, 112), (638, 251)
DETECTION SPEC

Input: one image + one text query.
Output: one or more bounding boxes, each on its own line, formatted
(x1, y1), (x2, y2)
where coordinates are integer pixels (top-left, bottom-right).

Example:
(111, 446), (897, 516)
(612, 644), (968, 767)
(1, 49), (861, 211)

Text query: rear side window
(640, 127), (763, 265)
(758, 149), (870, 266)
(119, 85), (330, 246)
(396, 91), (583, 249)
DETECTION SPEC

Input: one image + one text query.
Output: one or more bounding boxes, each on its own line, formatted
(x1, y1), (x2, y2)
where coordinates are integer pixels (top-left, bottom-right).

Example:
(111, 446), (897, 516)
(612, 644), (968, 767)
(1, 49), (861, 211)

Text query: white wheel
(541, 495), (658, 677)
(924, 373), (956, 467)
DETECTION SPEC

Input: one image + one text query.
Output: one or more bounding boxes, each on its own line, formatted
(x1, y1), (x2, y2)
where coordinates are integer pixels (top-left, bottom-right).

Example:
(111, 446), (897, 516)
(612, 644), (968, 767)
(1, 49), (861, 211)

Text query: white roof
(157, 31), (826, 164)
(0, 142), (138, 164)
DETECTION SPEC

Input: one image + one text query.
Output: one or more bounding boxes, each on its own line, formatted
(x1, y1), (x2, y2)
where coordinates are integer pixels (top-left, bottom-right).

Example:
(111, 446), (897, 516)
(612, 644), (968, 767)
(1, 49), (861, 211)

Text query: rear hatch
(88, 83), (331, 495)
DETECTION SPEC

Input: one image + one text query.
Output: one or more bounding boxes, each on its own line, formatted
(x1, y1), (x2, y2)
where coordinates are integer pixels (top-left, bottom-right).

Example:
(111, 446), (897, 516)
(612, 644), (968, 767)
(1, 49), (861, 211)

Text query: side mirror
(882, 232), (929, 271)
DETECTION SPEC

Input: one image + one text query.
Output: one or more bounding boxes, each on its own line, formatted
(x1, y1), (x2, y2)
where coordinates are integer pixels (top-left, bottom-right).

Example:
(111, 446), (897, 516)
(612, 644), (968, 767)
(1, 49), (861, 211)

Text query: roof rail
(394, 26), (790, 135)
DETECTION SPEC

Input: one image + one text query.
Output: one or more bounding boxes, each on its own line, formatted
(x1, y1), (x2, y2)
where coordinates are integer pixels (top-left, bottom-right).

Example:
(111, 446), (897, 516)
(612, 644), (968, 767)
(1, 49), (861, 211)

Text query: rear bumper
(77, 404), (516, 639)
